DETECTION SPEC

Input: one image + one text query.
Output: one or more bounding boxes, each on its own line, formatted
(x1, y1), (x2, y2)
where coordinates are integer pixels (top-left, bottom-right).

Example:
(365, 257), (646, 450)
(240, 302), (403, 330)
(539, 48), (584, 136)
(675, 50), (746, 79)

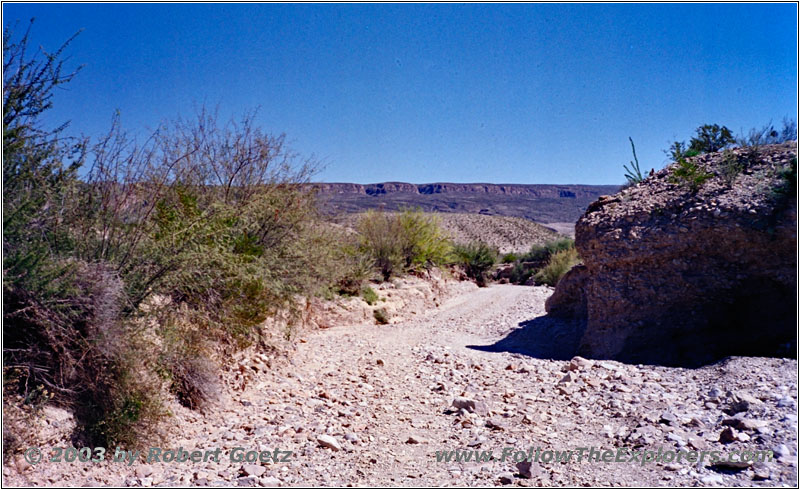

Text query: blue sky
(3, 3), (797, 185)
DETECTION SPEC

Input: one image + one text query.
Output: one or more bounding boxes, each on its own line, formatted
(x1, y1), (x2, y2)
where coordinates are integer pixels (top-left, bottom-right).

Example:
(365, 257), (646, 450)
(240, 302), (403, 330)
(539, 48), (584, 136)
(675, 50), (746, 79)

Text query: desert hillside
(333, 212), (565, 254)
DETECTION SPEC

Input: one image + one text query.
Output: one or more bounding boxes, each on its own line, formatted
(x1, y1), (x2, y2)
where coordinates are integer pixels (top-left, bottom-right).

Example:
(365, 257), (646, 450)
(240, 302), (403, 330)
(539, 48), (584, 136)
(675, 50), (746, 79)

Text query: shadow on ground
(467, 314), (586, 361)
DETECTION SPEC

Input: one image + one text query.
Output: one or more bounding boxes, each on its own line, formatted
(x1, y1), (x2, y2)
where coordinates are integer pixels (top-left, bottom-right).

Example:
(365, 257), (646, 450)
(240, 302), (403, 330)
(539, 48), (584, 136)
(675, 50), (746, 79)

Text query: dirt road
(5, 284), (797, 487)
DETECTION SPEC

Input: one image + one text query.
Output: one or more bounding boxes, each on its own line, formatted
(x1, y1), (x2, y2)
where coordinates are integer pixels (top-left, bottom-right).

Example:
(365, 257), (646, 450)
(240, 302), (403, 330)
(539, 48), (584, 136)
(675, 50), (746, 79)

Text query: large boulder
(546, 142), (797, 366)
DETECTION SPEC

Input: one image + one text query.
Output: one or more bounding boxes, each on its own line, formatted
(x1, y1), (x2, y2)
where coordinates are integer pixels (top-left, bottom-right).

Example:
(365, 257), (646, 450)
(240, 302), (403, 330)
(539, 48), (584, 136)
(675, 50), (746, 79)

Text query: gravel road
(5, 284), (797, 487)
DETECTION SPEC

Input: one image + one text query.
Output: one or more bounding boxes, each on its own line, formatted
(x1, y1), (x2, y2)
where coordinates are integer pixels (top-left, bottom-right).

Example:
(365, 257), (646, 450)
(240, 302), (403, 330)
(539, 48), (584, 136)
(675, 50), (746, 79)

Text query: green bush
(2, 23), (328, 447)
(362, 286), (379, 305)
(509, 262), (533, 285)
(669, 156), (713, 192)
(520, 238), (575, 263)
(533, 247), (581, 287)
(452, 242), (497, 287)
(688, 124), (735, 154)
(357, 209), (452, 281)
(501, 252), (518, 263)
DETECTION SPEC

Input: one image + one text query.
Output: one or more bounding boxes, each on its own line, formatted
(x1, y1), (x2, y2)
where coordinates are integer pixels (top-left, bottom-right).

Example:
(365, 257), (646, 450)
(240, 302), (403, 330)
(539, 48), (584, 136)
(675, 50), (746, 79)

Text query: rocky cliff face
(546, 142), (797, 367)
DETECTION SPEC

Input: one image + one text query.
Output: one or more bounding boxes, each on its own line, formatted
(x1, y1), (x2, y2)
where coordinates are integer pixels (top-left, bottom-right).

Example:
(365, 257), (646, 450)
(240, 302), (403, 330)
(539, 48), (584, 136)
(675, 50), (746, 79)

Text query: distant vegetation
(452, 242), (498, 287)
(507, 238), (579, 287)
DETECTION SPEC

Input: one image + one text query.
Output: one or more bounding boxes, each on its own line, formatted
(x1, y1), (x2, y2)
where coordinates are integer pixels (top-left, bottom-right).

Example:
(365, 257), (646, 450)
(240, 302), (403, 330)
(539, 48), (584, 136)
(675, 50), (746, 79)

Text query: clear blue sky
(3, 3), (797, 185)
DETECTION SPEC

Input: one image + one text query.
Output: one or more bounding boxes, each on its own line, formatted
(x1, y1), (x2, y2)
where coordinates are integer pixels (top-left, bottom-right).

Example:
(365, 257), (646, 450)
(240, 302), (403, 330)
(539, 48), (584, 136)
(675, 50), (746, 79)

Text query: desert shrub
(397, 209), (452, 270)
(688, 124), (735, 154)
(520, 238), (575, 263)
(669, 156), (712, 191)
(740, 118), (797, 147)
(357, 209), (451, 281)
(507, 238), (576, 285)
(509, 262), (533, 285)
(772, 156), (797, 201)
(720, 149), (745, 186)
(156, 310), (220, 411)
(362, 286), (379, 305)
(533, 247), (581, 287)
(452, 242), (497, 287)
(373, 308), (390, 325)
(501, 252), (518, 263)
(3, 22), (325, 446)
(357, 210), (403, 281)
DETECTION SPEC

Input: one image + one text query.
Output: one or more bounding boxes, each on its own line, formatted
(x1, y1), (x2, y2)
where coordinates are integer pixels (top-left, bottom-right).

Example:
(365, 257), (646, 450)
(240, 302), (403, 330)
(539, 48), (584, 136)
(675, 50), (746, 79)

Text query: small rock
(752, 463), (771, 480)
(316, 434), (342, 451)
(773, 444), (791, 460)
(452, 396), (476, 412)
(660, 411), (677, 425)
(700, 474), (725, 486)
(376, 359), (384, 366)
(467, 436), (487, 447)
(558, 372), (576, 384)
(719, 427), (737, 443)
(237, 476), (258, 487)
(687, 436), (707, 450)
(260, 476), (282, 487)
(568, 356), (593, 371)
(516, 461), (537, 479)
(498, 472), (515, 485)
(486, 419), (505, 431)
(406, 435), (426, 444)
(344, 432), (359, 443)
(712, 459), (751, 470)
(240, 464), (266, 477)
(722, 417), (767, 431)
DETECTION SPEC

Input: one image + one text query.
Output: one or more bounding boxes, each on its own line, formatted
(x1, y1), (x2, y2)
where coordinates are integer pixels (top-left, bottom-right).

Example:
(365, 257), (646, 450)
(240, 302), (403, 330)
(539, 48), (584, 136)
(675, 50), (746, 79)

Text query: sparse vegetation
(623, 137), (646, 185)
(501, 252), (518, 263)
(533, 247), (581, 287)
(452, 242), (497, 287)
(506, 238), (578, 286)
(720, 149), (745, 186)
(362, 286), (379, 305)
(373, 308), (390, 325)
(669, 156), (713, 191)
(689, 124), (736, 154)
(520, 238), (575, 263)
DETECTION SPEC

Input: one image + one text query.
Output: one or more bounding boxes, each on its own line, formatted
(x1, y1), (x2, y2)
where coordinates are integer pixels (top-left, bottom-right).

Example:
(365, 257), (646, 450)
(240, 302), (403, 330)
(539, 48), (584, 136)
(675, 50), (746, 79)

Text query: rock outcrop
(546, 142), (797, 366)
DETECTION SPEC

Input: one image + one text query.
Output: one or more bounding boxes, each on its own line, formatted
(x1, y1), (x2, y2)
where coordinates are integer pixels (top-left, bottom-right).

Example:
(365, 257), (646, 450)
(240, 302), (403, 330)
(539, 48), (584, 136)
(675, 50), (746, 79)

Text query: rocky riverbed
(3, 284), (797, 487)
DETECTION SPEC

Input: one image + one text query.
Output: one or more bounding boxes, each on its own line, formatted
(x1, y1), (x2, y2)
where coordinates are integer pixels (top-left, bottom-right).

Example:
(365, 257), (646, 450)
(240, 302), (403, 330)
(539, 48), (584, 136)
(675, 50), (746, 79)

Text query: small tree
(688, 124), (735, 154)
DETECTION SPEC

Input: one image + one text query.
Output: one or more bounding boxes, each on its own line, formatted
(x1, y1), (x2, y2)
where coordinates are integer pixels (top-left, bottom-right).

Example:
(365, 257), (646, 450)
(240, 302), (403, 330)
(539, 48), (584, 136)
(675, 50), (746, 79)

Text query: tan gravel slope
(334, 212), (565, 254)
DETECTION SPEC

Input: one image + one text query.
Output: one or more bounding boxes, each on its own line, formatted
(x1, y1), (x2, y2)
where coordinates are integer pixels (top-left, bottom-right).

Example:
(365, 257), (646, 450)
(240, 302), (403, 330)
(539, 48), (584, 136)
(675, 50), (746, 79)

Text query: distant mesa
(307, 182), (620, 225)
